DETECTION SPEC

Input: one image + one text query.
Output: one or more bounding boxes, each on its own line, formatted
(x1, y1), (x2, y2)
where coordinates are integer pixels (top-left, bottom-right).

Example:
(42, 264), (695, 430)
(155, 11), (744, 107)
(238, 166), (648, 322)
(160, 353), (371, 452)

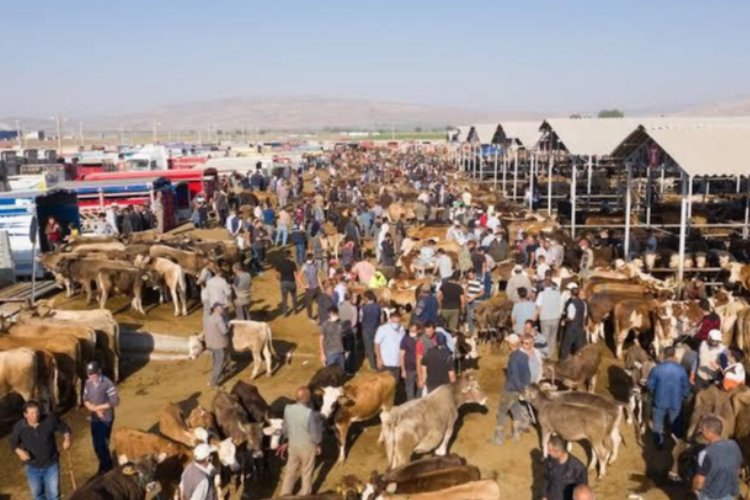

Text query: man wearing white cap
(506, 265), (532, 304)
(692, 329), (727, 391)
(559, 282), (587, 360)
(179, 443), (218, 500)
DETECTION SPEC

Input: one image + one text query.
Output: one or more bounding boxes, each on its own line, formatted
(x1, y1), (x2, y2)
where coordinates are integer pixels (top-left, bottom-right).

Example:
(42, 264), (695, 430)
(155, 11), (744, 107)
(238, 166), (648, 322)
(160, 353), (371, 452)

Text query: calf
(69, 456), (159, 500)
(158, 403), (208, 447)
(112, 427), (189, 466)
(380, 372), (486, 469)
(542, 343), (601, 392)
(652, 300), (703, 356)
(523, 384), (621, 477)
(623, 344), (656, 433)
(320, 371), (397, 462)
(212, 390), (265, 486)
(363, 465), (480, 500)
(97, 265), (150, 314)
(585, 290), (645, 343)
(613, 298), (655, 359)
(0, 347), (39, 403)
(230, 381), (284, 449)
(726, 262), (750, 291)
(134, 255), (188, 316)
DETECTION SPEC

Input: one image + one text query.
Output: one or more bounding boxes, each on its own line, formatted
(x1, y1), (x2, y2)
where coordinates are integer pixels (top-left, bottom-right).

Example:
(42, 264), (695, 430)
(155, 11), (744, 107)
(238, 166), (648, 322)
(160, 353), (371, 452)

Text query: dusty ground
(0, 246), (697, 499)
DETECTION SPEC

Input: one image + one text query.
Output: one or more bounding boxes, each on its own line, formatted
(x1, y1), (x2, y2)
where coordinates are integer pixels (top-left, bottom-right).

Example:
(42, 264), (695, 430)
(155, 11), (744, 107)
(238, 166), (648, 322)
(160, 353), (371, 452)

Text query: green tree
(569, 113), (582, 119)
(597, 109), (625, 118)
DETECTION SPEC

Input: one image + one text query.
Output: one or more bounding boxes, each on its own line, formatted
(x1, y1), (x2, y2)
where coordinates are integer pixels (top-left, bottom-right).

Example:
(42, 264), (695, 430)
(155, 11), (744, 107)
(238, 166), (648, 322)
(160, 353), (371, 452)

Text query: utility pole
(79, 121), (84, 148)
(15, 119), (22, 148)
(56, 115), (62, 152)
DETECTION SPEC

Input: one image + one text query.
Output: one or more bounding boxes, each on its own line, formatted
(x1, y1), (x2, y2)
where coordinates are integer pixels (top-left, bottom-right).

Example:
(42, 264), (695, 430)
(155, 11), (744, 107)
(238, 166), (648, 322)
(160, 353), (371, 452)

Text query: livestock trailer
(0, 188), (80, 276)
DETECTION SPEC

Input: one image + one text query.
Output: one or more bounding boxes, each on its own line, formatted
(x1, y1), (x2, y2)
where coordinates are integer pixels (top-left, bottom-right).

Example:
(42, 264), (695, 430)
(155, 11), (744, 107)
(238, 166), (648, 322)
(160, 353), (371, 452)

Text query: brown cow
(612, 298), (655, 360)
(652, 300), (703, 357)
(149, 244), (210, 277)
(585, 290), (647, 343)
(69, 456), (160, 500)
(112, 427), (189, 466)
(543, 343), (602, 392)
(97, 265), (151, 314)
(320, 371), (397, 462)
(726, 262), (750, 291)
(363, 465), (480, 500)
(158, 403), (208, 447)
(0, 348), (40, 403)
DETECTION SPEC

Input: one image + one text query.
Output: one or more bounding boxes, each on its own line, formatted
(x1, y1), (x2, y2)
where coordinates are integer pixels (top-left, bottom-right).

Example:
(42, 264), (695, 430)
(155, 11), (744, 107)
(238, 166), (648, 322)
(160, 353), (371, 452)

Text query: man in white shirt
(434, 248), (454, 281)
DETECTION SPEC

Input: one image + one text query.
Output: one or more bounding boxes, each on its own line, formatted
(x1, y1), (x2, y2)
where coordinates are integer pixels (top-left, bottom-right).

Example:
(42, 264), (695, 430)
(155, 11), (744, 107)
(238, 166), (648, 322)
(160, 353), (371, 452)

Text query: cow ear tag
(123, 466), (136, 476)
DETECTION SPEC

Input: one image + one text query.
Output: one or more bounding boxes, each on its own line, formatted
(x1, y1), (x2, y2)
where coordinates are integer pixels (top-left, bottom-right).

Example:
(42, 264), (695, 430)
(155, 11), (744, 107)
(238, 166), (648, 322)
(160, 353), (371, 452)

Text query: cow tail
(266, 324), (277, 357)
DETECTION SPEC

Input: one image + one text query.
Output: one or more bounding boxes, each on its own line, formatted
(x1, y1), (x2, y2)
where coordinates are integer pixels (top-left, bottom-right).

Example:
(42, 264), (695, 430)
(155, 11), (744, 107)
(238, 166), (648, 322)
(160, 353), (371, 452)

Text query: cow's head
(262, 418), (284, 450)
(458, 371), (487, 406)
(320, 386), (346, 418)
(695, 252), (707, 269)
(643, 251), (658, 271)
(187, 335), (206, 360)
(726, 262), (744, 284)
(122, 455), (159, 496)
(215, 437), (239, 471)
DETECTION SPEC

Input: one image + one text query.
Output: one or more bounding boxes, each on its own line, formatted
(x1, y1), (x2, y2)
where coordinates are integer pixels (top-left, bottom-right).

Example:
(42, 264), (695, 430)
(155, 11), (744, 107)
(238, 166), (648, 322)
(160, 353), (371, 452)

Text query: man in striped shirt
(464, 269), (484, 336)
(83, 361), (120, 474)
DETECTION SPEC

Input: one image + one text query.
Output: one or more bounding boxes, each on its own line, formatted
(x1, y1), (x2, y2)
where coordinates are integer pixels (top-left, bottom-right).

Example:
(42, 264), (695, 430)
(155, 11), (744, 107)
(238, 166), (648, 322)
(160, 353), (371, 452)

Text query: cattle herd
(2, 143), (750, 499)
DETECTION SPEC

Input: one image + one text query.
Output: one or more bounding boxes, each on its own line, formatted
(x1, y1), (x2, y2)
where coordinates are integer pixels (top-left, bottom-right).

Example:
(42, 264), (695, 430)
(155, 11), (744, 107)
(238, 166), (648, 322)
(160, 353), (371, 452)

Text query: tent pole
(678, 173), (689, 285)
(687, 176), (694, 229)
(660, 163), (666, 194)
(529, 155), (535, 211)
(586, 155), (592, 211)
(624, 164), (632, 261)
(744, 177), (749, 240)
(646, 165), (652, 227)
(737, 175), (741, 194)
(571, 160), (577, 239)
(513, 151), (519, 202)
(547, 152), (553, 215)
(502, 152), (507, 196)
(493, 148), (498, 187)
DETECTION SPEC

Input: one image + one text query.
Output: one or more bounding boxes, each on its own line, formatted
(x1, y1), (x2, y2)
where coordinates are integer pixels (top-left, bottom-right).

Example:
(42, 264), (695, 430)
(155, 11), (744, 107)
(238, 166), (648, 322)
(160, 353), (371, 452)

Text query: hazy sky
(3, 1), (749, 116)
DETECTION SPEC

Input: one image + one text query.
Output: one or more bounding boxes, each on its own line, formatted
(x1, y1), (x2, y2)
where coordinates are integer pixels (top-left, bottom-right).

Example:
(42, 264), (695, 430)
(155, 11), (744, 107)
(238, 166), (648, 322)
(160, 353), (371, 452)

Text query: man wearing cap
(492, 333), (531, 445)
(646, 346), (691, 449)
(506, 265), (532, 304)
(83, 360), (119, 474)
(559, 283), (587, 360)
(205, 303), (230, 388)
(578, 239), (594, 279)
(279, 387), (323, 496)
(179, 443), (218, 500)
(692, 329), (727, 391)
(535, 274), (563, 358)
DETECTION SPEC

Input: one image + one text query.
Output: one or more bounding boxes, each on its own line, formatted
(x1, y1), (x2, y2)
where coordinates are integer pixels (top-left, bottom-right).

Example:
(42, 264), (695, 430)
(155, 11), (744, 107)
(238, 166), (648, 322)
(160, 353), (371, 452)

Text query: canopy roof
(613, 122), (750, 178)
(496, 121), (543, 149)
(467, 124), (499, 144)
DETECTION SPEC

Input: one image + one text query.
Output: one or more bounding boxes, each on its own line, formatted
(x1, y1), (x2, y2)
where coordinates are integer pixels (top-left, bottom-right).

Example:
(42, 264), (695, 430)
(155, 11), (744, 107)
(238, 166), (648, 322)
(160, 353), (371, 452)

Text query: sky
(2, 0), (749, 117)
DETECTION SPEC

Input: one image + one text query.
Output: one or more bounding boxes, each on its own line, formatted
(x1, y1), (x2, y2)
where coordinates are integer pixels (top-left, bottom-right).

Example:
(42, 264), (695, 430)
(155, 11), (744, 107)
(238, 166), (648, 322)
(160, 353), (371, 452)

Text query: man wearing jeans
(204, 303), (230, 388)
(375, 311), (406, 382)
(535, 276), (562, 358)
(646, 346), (691, 449)
(11, 400), (71, 500)
(83, 361), (119, 474)
(319, 306), (345, 369)
(491, 334), (530, 445)
(275, 250), (299, 316)
(360, 291), (382, 370)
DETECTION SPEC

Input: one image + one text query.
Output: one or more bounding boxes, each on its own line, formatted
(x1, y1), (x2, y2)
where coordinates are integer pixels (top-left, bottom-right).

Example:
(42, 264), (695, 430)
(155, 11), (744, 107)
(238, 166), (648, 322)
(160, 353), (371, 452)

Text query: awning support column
(624, 164), (632, 261)
(744, 178), (749, 240)
(547, 153), (554, 215)
(646, 165), (652, 227)
(493, 148), (498, 187)
(513, 151), (519, 201)
(571, 160), (577, 239)
(502, 152), (507, 196)
(687, 176), (694, 229)
(678, 173), (689, 284)
(660, 163), (666, 194)
(529, 156), (535, 211)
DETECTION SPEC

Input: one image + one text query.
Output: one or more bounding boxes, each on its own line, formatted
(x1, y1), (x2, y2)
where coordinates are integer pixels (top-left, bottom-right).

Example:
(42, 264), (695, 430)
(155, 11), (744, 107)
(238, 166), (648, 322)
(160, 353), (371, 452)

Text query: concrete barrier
(120, 329), (191, 355)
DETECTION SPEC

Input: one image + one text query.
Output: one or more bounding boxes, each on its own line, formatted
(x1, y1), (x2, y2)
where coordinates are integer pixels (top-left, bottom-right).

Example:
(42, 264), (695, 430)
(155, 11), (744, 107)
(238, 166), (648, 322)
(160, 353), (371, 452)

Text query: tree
(597, 109), (625, 118)
(569, 113), (583, 119)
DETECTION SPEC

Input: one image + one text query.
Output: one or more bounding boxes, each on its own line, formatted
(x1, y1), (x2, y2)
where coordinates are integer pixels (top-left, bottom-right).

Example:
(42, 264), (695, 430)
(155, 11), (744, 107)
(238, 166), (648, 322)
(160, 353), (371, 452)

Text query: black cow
(69, 456), (159, 500)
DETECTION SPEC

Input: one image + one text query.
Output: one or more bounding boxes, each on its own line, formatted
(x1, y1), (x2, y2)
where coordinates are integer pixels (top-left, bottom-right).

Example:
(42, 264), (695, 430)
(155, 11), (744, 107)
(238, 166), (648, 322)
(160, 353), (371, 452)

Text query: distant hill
(1, 97), (540, 133)
(675, 97), (750, 117)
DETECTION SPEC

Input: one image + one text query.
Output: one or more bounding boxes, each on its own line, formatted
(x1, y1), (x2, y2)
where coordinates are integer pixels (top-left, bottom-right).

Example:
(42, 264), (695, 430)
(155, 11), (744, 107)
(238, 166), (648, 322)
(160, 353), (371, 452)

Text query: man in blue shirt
(375, 311), (406, 382)
(413, 288), (439, 326)
(646, 346), (691, 449)
(492, 334), (531, 445)
(360, 291), (382, 370)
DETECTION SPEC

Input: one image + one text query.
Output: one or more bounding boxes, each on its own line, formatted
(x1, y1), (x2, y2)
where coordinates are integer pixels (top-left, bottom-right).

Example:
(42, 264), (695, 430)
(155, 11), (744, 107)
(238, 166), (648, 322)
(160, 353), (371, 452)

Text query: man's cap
(708, 329), (722, 341)
(212, 302), (224, 310)
(513, 265), (523, 273)
(193, 443), (216, 461)
(506, 334), (520, 344)
(566, 282), (579, 290)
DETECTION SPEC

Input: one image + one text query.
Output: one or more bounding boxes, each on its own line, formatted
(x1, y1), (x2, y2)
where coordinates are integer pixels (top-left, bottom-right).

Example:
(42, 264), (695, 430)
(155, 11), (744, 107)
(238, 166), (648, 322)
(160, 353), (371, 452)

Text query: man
(278, 387), (323, 496)
(559, 283), (587, 360)
(276, 206), (291, 246)
(205, 303), (230, 388)
(401, 324), (421, 400)
(522, 331), (544, 384)
(232, 263), (252, 321)
(380, 232), (396, 267)
(11, 400), (72, 500)
(464, 268), (484, 337)
(276, 250), (298, 316)
(542, 434), (588, 500)
(339, 294), (358, 375)
(205, 267), (232, 311)
(93, 212), (115, 236)
(375, 311), (406, 381)
(319, 306), (345, 369)
(421, 334), (456, 394)
(289, 225), (307, 265)
(578, 239), (594, 278)
(693, 415), (742, 500)
(179, 443), (218, 500)
(492, 334), (530, 445)
(226, 209), (242, 238)
(693, 329), (727, 390)
(300, 253), (321, 321)
(511, 287), (536, 336)
(361, 290), (382, 370)
(646, 346), (691, 449)
(413, 287), (439, 326)
(82, 360), (119, 474)
(437, 271), (464, 332)
(316, 283), (336, 325)
(536, 276), (563, 358)
(351, 253), (376, 286)
(572, 485), (596, 500)
(506, 265), (533, 303)
(434, 248), (454, 281)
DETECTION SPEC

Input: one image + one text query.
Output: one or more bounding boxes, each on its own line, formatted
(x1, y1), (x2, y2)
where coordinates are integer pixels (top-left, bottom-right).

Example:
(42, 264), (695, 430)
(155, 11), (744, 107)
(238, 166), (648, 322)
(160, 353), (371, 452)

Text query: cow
(363, 465), (480, 500)
(368, 455), (467, 489)
(149, 244), (209, 277)
(320, 371), (397, 462)
(522, 384), (622, 478)
(0, 348), (40, 403)
(69, 456), (160, 500)
(158, 403), (208, 447)
(380, 372), (486, 469)
(542, 343), (602, 392)
(188, 320), (276, 379)
(97, 265), (151, 314)
(376, 479), (500, 500)
(623, 344), (656, 433)
(112, 427), (189, 466)
(230, 380), (271, 423)
(711, 291), (748, 346)
(737, 307), (750, 359)
(186, 405), (217, 433)
(651, 300), (703, 356)
(725, 262), (750, 291)
(585, 290), (646, 343)
(612, 298), (656, 359)
(18, 303), (121, 383)
(471, 294), (512, 345)
(134, 255), (188, 316)
(57, 257), (134, 304)
(7, 318), (97, 371)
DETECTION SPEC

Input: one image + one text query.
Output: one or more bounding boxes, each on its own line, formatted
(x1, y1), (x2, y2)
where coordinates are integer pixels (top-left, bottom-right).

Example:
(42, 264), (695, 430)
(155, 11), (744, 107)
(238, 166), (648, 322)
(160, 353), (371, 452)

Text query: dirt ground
(0, 247), (697, 499)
